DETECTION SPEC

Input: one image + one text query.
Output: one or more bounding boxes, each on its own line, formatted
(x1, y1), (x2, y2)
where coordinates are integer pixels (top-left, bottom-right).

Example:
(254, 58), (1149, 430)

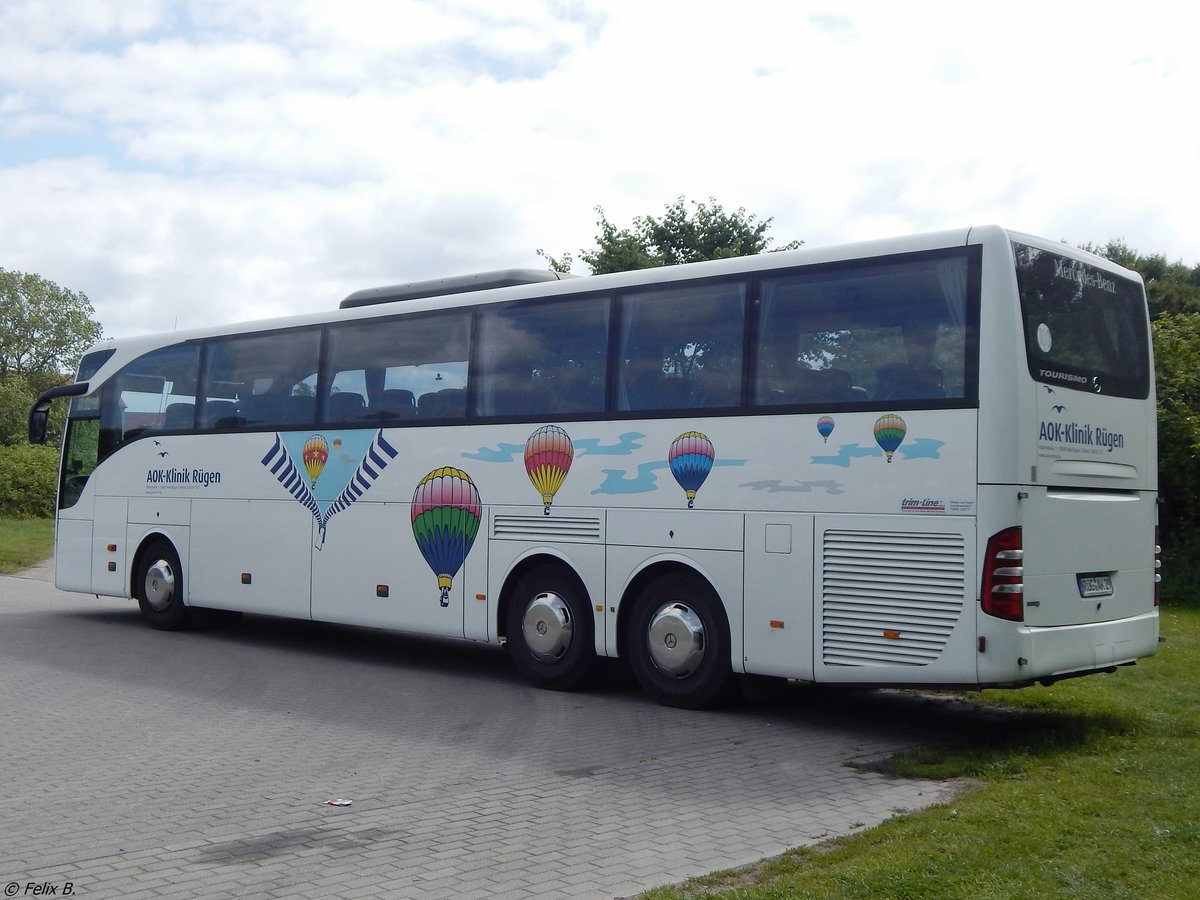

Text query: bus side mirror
(28, 404), (49, 445)
(27, 382), (90, 445)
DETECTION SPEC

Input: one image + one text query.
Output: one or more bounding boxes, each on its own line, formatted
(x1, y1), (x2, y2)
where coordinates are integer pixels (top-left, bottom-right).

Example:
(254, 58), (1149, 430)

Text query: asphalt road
(1, 564), (967, 899)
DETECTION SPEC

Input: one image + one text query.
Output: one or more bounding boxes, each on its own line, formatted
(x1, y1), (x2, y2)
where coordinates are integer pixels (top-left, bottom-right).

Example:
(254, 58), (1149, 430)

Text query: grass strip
(644, 607), (1200, 900)
(0, 517), (53, 574)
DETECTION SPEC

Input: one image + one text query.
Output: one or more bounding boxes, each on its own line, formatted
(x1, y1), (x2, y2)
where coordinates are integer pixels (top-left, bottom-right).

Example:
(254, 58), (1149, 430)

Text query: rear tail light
(982, 526), (1024, 621)
(1154, 527), (1161, 607)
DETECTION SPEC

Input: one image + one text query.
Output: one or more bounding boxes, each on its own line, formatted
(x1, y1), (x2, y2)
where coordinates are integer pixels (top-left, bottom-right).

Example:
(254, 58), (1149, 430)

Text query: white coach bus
(29, 225), (1160, 708)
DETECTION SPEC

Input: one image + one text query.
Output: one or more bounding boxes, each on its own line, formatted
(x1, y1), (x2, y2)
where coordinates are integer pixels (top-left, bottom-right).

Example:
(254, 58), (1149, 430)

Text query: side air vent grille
(492, 515), (602, 542)
(822, 530), (966, 667)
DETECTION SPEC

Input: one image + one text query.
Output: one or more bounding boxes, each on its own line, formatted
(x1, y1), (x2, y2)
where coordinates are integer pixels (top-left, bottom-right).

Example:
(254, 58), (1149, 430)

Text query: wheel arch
(615, 558), (727, 662)
(129, 530), (185, 602)
(496, 549), (591, 642)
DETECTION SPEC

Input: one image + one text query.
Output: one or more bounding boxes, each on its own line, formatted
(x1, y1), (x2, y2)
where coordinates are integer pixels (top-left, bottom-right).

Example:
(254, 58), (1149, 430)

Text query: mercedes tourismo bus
(29, 225), (1160, 708)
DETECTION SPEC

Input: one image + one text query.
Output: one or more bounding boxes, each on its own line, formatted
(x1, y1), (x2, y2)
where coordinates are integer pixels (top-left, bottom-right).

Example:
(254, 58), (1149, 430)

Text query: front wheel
(626, 571), (735, 709)
(506, 566), (601, 691)
(135, 539), (191, 631)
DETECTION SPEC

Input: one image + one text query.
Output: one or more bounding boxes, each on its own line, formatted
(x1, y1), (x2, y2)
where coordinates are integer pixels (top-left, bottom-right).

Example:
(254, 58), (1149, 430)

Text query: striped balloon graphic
(525, 425), (573, 515)
(302, 434), (329, 488)
(669, 431), (715, 509)
(816, 415), (835, 443)
(873, 414), (907, 463)
(411, 467), (482, 606)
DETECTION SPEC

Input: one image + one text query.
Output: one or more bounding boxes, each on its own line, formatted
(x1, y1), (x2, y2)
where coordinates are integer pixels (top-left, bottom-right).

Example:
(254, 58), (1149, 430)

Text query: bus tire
(627, 570), (735, 709)
(135, 539), (192, 631)
(506, 566), (601, 691)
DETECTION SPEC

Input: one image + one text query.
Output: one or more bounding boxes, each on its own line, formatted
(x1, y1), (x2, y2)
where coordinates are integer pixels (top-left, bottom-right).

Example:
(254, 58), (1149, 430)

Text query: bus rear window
(1013, 242), (1150, 399)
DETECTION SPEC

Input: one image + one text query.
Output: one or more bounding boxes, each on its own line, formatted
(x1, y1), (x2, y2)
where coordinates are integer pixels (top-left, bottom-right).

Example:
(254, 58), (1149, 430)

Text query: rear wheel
(626, 571), (735, 709)
(135, 539), (191, 631)
(506, 566), (601, 691)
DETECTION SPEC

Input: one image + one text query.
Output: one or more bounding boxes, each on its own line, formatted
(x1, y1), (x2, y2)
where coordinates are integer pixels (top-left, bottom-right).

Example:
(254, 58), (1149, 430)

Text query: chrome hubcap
(144, 559), (175, 612)
(647, 602), (705, 677)
(522, 591), (573, 662)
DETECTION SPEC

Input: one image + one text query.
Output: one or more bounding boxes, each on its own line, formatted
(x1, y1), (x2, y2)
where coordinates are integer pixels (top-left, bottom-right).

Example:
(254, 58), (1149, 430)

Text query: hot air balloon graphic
(302, 434), (329, 487)
(669, 431), (715, 509)
(873, 414), (907, 463)
(411, 467), (482, 607)
(525, 425), (573, 515)
(816, 415), (835, 443)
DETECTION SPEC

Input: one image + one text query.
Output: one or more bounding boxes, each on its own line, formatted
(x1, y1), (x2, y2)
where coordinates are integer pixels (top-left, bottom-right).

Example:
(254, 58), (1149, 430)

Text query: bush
(1161, 528), (1200, 608)
(0, 443), (59, 518)
(1153, 313), (1200, 607)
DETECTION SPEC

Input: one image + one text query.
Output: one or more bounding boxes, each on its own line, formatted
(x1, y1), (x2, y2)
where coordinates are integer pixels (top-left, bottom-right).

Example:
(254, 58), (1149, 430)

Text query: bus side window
(474, 296), (608, 418)
(325, 311), (471, 424)
(755, 253), (970, 406)
(101, 343), (200, 445)
(201, 329), (321, 430)
(617, 281), (745, 412)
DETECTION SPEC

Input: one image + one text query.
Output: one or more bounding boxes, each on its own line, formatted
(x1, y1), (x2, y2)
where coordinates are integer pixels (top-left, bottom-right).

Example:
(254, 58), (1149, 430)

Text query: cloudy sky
(2, 0), (1197, 340)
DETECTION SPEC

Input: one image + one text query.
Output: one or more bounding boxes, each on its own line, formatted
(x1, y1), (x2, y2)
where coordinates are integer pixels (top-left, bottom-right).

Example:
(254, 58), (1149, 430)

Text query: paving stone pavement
(1, 564), (973, 899)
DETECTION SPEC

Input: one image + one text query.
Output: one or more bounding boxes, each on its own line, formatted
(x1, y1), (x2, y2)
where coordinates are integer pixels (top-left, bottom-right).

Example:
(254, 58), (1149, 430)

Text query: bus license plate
(1077, 574), (1114, 598)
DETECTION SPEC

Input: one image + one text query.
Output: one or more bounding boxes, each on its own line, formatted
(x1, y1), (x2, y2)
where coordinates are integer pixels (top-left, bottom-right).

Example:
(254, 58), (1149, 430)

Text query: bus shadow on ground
(47, 603), (1133, 759)
(740, 682), (1136, 777)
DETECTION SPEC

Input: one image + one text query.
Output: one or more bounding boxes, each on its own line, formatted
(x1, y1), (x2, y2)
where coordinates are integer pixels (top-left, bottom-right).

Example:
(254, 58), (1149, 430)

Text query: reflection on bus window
(755, 252), (971, 406)
(101, 343), (200, 445)
(60, 418), (100, 509)
(476, 296), (609, 417)
(618, 281), (745, 411)
(201, 329), (321, 429)
(325, 312), (472, 423)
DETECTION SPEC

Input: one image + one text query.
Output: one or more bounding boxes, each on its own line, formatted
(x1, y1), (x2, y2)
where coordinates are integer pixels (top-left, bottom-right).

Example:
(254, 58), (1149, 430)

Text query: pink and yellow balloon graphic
(525, 425), (573, 515)
(873, 414), (907, 463)
(411, 467), (483, 606)
(669, 431), (715, 509)
(302, 434), (329, 487)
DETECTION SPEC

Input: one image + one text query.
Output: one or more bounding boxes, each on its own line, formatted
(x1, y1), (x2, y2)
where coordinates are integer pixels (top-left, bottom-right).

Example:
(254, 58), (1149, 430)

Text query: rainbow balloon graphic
(302, 434), (329, 487)
(873, 414), (907, 463)
(525, 425), (573, 515)
(669, 431), (715, 509)
(411, 467), (482, 606)
(816, 415), (835, 443)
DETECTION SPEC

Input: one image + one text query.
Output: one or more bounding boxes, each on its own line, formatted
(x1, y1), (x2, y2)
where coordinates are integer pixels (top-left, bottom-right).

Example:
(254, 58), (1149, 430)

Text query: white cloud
(0, 0), (1196, 340)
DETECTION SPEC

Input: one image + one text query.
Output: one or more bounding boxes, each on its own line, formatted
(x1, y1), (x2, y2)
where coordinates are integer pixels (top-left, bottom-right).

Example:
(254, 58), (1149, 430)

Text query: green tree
(0, 268), (102, 447)
(1082, 240), (1200, 318)
(1153, 313), (1200, 514)
(1, 268), (102, 376)
(539, 196), (802, 275)
(1151, 312), (1200, 602)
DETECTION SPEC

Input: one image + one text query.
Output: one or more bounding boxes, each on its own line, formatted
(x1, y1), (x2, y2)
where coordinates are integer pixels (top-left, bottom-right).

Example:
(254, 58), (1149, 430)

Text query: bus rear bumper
(988, 609), (1160, 684)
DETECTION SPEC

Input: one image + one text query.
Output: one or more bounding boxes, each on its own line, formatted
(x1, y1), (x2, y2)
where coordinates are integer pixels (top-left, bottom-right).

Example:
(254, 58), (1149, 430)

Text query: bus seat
(163, 402), (195, 430)
(375, 389), (417, 420)
(279, 394), (316, 425)
(237, 395), (276, 426)
(545, 371), (598, 414)
(201, 399), (241, 429)
(328, 392), (367, 422)
(418, 388), (466, 419)
(874, 363), (946, 401)
(809, 368), (858, 402)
